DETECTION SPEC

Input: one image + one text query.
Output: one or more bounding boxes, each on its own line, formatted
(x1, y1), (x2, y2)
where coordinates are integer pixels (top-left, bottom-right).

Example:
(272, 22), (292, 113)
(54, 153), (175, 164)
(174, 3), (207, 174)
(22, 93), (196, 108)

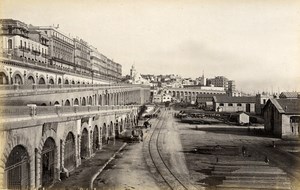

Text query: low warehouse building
(213, 96), (256, 113)
(263, 98), (300, 138)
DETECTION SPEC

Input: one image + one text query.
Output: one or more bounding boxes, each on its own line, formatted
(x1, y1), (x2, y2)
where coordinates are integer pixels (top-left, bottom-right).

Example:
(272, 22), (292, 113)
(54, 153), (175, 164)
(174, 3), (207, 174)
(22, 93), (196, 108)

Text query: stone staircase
(209, 161), (292, 190)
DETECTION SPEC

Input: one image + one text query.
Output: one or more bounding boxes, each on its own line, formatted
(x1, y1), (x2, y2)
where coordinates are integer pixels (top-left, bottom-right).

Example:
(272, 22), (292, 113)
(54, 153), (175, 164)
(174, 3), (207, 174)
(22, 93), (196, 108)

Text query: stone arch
(63, 131), (76, 172)
(0, 69), (9, 85)
(98, 95), (102, 106)
(5, 145), (30, 189)
(102, 123), (107, 144)
(48, 76), (55, 84)
(71, 80), (75, 85)
(1, 135), (34, 189)
(38, 77), (46, 85)
(74, 98), (79, 106)
(115, 121), (119, 138)
(27, 73), (35, 85)
(64, 78), (69, 84)
(120, 118), (124, 133)
(38, 74), (46, 85)
(92, 125), (100, 153)
(37, 129), (60, 188)
(88, 96), (92, 105)
(80, 127), (89, 159)
(12, 70), (23, 85)
(58, 77), (62, 84)
(109, 121), (114, 137)
(54, 101), (60, 105)
(82, 97), (86, 106)
(64, 99), (71, 106)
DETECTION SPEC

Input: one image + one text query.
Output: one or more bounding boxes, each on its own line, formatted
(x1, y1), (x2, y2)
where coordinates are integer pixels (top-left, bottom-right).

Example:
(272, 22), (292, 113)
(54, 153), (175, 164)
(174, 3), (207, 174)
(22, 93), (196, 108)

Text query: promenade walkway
(51, 140), (126, 189)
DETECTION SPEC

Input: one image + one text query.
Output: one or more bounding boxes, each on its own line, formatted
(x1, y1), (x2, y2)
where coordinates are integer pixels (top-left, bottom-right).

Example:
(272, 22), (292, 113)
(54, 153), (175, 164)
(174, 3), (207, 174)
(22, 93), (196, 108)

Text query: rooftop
(270, 98), (300, 114)
(213, 96), (256, 103)
(279, 92), (300, 99)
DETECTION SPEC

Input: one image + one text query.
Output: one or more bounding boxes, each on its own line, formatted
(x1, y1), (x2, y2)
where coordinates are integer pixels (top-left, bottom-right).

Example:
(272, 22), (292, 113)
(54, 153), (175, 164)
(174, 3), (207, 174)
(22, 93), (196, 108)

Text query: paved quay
(51, 140), (126, 189)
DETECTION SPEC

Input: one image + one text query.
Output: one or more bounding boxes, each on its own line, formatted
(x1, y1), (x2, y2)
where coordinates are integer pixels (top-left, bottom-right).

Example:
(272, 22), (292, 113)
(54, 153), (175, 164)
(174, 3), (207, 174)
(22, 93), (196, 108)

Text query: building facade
(0, 19), (122, 85)
(213, 96), (256, 113)
(263, 99), (300, 138)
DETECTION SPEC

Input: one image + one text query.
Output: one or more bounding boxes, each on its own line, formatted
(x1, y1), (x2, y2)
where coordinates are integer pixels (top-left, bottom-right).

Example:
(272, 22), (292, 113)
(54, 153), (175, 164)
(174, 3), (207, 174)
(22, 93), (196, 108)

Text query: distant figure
(141, 130), (144, 142)
(242, 146), (246, 157)
(265, 156), (269, 163)
(106, 136), (110, 144)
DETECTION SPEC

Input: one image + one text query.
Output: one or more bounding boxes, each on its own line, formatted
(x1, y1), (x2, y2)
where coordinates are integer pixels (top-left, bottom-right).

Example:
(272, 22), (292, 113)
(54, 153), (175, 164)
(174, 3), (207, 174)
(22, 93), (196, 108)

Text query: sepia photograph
(0, 0), (299, 189)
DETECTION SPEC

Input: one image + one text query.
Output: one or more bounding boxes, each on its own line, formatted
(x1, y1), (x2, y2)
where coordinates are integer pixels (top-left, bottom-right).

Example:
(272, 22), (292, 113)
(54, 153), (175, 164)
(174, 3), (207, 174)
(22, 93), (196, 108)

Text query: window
(237, 103), (242, 106)
(8, 39), (12, 49)
(219, 103), (224, 106)
(228, 103), (233, 106)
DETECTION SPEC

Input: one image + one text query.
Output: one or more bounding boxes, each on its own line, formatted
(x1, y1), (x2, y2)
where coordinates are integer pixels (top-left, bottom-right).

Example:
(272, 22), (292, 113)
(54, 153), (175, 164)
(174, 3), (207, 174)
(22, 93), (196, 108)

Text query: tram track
(144, 109), (197, 190)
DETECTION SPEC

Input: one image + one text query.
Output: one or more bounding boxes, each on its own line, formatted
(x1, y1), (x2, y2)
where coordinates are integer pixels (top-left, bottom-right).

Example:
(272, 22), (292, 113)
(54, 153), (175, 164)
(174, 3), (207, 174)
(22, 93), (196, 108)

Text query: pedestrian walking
(242, 146), (246, 157)
(106, 136), (110, 144)
(141, 130), (144, 142)
(265, 156), (269, 163)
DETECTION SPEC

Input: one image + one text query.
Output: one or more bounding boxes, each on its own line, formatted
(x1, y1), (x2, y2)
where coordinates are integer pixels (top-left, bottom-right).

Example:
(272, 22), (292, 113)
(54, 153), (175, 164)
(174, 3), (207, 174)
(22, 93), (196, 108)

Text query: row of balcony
(1, 105), (138, 118)
(0, 83), (148, 92)
(1, 51), (122, 82)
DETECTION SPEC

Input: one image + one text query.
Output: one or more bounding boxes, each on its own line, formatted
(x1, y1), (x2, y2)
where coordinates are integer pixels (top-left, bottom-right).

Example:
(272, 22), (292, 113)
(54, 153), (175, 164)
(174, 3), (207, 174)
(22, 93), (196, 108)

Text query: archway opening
(109, 121), (114, 137)
(102, 123), (107, 144)
(64, 100), (71, 106)
(88, 96), (92, 105)
(41, 137), (56, 187)
(93, 126), (99, 153)
(14, 74), (23, 85)
(0, 72), (9, 85)
(39, 77), (46, 84)
(64, 132), (76, 172)
(74, 98), (79, 106)
(5, 145), (30, 190)
(58, 78), (62, 84)
(64, 79), (69, 84)
(27, 76), (35, 85)
(49, 78), (54, 85)
(80, 128), (89, 159)
(82, 97), (86, 106)
(99, 95), (102, 106)
(115, 122), (119, 138)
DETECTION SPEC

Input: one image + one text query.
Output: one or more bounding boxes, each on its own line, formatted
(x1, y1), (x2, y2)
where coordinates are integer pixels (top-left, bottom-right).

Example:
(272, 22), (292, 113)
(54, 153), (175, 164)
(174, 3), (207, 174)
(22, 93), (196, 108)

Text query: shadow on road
(190, 126), (277, 139)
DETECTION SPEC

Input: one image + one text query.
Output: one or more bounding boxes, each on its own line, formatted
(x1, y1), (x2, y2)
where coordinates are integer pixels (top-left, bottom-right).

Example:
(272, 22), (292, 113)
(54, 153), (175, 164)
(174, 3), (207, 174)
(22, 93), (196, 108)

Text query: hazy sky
(1, 0), (300, 93)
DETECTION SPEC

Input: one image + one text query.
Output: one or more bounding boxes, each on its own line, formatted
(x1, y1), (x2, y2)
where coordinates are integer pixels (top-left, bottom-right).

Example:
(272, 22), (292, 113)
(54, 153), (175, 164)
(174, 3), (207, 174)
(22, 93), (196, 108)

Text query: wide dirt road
(93, 109), (195, 190)
(93, 138), (161, 190)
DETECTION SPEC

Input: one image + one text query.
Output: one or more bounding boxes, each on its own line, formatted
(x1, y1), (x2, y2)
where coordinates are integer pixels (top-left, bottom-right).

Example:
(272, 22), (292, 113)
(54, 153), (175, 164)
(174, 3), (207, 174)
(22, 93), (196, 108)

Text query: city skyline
(1, 0), (300, 93)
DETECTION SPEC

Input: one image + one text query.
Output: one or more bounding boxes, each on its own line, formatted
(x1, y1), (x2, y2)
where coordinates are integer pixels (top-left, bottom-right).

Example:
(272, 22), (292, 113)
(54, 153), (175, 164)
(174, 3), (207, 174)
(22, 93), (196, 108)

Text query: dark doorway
(64, 132), (76, 172)
(246, 104), (251, 112)
(5, 145), (30, 190)
(80, 128), (89, 159)
(93, 126), (99, 153)
(41, 137), (56, 187)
